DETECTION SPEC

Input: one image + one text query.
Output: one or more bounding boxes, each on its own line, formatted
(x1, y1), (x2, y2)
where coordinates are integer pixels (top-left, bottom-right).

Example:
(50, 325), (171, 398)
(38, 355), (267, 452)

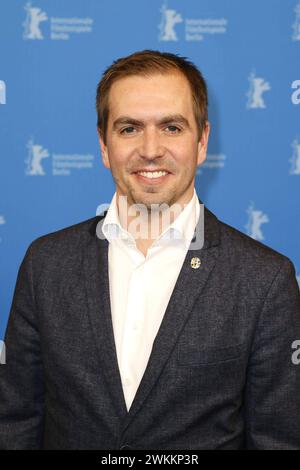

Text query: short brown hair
(96, 50), (208, 144)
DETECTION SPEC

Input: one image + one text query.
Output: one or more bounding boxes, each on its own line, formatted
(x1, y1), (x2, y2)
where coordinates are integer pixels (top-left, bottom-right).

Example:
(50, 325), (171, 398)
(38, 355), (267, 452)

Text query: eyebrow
(112, 114), (191, 130)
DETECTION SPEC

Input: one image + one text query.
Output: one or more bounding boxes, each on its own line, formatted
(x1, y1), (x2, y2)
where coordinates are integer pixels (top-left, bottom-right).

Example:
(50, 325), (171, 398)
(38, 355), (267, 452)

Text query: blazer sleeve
(245, 257), (300, 449)
(0, 242), (45, 449)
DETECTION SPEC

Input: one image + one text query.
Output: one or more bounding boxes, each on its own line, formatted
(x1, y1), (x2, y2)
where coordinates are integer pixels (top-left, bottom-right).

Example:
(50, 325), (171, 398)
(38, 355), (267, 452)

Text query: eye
(165, 125), (181, 133)
(120, 126), (136, 134)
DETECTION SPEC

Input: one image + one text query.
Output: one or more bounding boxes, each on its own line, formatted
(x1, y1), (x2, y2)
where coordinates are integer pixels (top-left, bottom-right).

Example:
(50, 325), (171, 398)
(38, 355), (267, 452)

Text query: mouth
(132, 169), (172, 184)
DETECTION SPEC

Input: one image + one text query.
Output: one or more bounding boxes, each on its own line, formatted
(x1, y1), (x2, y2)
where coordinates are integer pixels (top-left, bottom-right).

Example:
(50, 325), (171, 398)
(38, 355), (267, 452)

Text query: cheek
(106, 143), (128, 166)
(109, 135), (136, 156)
(172, 142), (198, 166)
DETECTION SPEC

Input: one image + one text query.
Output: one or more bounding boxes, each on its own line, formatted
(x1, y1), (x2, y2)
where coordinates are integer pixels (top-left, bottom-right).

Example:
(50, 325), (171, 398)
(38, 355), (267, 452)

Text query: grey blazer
(0, 202), (300, 450)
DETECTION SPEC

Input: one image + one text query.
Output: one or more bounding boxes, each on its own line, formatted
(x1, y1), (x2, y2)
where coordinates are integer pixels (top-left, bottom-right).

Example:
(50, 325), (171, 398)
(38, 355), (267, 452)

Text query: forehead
(107, 72), (194, 118)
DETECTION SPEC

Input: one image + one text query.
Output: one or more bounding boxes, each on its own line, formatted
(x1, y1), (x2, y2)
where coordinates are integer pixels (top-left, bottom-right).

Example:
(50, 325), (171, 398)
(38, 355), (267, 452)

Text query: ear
(98, 130), (110, 169)
(197, 121), (210, 166)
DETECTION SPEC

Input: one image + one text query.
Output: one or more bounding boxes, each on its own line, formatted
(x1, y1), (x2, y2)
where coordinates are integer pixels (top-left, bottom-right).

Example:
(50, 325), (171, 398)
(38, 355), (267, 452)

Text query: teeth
(137, 171), (168, 178)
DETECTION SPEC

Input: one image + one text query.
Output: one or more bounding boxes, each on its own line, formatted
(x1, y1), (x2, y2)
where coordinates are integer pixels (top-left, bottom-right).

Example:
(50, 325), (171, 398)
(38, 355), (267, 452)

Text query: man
(0, 50), (300, 450)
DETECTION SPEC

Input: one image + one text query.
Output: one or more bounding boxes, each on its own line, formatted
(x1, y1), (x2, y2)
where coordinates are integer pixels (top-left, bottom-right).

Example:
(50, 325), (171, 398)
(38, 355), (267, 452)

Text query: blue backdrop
(1, 0), (300, 339)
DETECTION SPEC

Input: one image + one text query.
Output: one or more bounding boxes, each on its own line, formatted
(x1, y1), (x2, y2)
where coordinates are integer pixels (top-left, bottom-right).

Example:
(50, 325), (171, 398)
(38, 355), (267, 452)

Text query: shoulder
(216, 212), (295, 289)
(24, 215), (103, 265)
(203, 207), (296, 296)
(219, 216), (290, 263)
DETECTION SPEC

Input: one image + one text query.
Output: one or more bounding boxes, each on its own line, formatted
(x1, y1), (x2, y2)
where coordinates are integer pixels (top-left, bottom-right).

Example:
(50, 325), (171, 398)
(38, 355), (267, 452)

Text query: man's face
(99, 72), (210, 209)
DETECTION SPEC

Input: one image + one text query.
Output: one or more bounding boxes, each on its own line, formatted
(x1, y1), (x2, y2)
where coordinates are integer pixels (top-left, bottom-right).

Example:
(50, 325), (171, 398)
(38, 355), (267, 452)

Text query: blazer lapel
(83, 218), (128, 418)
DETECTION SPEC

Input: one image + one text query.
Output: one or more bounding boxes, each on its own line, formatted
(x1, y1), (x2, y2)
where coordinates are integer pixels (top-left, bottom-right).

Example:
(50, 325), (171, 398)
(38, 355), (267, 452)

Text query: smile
(137, 170), (168, 178)
(133, 170), (171, 184)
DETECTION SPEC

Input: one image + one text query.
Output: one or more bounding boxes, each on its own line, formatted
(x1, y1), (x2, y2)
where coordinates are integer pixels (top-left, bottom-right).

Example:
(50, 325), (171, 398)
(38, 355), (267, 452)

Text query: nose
(139, 127), (165, 160)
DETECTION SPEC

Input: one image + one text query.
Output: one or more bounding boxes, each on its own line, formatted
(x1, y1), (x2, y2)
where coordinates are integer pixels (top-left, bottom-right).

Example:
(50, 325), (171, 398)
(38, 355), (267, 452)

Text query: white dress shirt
(101, 188), (200, 411)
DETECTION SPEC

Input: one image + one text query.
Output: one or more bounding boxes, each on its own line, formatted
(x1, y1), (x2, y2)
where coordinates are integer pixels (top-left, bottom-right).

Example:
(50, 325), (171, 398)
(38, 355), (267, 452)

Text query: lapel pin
(190, 257), (201, 269)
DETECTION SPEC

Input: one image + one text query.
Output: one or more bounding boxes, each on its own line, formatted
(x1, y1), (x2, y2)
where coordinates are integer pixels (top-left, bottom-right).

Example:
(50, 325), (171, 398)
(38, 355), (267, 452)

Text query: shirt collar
(101, 188), (200, 250)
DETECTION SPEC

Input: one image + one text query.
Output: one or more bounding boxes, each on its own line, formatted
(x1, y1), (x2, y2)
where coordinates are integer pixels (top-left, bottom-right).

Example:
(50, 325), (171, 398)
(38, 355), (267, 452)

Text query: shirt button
(132, 324), (138, 330)
(124, 378), (131, 386)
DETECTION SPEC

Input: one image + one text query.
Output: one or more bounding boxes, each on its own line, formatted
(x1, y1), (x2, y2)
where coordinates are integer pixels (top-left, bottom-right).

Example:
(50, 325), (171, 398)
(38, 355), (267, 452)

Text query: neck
(116, 190), (194, 243)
